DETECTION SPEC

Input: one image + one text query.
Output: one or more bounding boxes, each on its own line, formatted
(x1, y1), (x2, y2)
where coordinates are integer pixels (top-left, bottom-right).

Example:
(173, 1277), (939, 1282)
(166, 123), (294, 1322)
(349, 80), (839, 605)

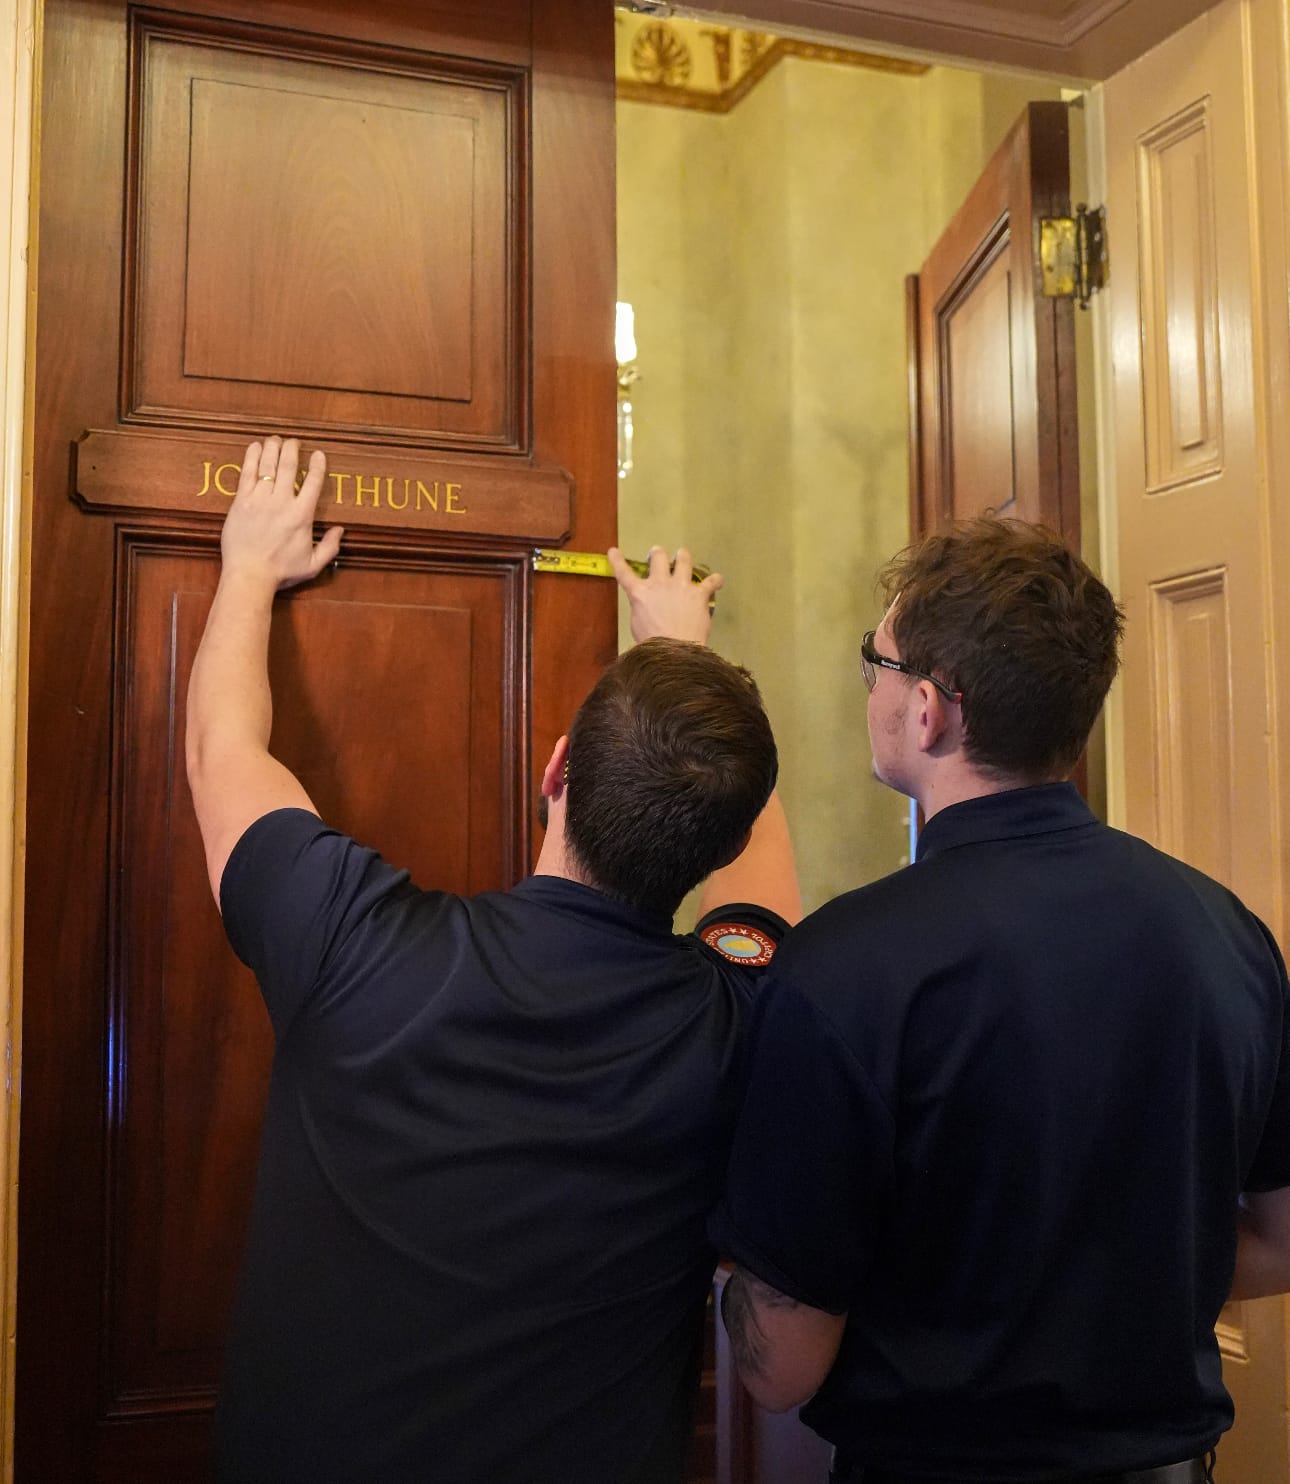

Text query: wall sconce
(616, 300), (638, 480)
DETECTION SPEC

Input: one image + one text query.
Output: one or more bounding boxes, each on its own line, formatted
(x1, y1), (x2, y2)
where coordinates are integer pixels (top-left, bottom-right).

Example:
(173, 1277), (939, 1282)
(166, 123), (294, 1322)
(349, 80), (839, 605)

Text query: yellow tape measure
(531, 549), (712, 583)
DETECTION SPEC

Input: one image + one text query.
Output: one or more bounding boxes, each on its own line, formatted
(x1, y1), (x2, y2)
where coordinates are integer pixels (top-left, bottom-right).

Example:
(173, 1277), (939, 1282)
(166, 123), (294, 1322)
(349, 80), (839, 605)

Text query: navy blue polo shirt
(712, 783), (1290, 1481)
(214, 808), (788, 1484)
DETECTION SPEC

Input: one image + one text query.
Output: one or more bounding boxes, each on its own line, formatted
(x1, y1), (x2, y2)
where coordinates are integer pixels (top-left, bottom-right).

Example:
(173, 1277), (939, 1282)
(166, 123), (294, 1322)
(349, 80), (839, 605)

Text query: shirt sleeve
(708, 976), (894, 1314)
(1243, 918), (1290, 1192)
(693, 900), (791, 971)
(219, 808), (413, 1040)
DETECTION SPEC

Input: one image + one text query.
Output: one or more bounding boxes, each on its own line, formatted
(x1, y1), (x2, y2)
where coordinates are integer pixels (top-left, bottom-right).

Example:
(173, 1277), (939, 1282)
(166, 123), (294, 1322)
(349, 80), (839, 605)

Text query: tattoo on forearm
(722, 1270), (801, 1379)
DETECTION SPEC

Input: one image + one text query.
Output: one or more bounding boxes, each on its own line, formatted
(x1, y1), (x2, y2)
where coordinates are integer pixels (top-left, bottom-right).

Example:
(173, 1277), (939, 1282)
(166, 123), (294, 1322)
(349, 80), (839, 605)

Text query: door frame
(1, 2), (1269, 1480)
(0, 3), (38, 1482)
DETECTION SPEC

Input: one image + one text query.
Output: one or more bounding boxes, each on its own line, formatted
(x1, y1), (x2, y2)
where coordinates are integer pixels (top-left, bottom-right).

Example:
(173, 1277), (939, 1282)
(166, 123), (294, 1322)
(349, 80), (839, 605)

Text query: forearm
(719, 1266), (845, 1412)
(698, 788), (800, 926)
(186, 569), (278, 778)
(186, 437), (338, 902)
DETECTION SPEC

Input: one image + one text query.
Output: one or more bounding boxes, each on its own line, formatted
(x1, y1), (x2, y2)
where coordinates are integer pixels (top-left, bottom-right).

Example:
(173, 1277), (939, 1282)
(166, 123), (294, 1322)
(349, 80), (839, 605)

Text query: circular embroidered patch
(700, 922), (776, 967)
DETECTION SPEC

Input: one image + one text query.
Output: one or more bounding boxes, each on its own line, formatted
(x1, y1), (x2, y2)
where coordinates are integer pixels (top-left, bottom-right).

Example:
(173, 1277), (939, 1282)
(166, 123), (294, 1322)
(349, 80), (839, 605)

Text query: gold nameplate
(75, 430), (574, 542)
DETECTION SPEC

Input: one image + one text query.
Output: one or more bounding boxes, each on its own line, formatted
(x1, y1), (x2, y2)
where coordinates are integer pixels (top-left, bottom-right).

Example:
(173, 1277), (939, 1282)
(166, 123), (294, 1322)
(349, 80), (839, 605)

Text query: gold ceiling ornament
(702, 27), (732, 88)
(739, 30), (775, 70)
(615, 14), (927, 114)
(630, 22), (692, 86)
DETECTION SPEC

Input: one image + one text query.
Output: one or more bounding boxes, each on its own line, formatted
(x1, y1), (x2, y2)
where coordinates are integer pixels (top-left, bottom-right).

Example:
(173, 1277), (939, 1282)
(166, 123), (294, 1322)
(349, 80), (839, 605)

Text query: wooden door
(18, 2), (615, 1478)
(1104, 2), (1289, 1479)
(907, 100), (1080, 543)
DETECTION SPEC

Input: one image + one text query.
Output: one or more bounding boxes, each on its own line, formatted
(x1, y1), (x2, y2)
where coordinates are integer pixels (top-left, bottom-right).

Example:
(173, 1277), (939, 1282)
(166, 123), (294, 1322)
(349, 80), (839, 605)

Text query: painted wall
(617, 57), (1063, 918)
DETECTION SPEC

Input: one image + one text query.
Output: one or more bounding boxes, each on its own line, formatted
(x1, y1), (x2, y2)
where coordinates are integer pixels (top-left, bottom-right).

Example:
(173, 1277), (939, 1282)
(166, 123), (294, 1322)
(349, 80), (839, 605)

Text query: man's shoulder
(693, 900), (791, 971)
(783, 864), (927, 955)
(1102, 822), (1277, 940)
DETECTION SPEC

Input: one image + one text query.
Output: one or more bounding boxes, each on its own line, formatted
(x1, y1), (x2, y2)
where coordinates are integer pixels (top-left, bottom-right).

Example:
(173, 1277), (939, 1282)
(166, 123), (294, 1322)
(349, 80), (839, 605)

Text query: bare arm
(186, 435), (343, 905)
(699, 788), (800, 926)
(720, 1267), (846, 1412)
(1231, 1188), (1290, 1300)
(608, 544), (801, 926)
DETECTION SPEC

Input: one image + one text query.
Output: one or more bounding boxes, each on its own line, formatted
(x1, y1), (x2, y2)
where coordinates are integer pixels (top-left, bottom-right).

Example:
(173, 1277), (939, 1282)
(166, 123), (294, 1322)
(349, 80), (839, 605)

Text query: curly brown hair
(878, 518), (1125, 782)
(565, 638), (778, 918)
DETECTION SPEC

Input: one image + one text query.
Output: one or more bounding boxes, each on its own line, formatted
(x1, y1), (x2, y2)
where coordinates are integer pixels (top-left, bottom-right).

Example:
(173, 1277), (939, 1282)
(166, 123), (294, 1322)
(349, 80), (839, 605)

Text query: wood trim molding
(0, 1), (37, 1480)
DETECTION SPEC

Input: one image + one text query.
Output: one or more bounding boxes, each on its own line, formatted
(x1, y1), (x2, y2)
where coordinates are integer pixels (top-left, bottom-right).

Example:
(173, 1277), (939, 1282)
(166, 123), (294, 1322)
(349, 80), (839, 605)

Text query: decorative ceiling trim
(809, 0), (1137, 49)
(669, 0), (1220, 81)
(616, 24), (927, 114)
(1060, 0), (1135, 45)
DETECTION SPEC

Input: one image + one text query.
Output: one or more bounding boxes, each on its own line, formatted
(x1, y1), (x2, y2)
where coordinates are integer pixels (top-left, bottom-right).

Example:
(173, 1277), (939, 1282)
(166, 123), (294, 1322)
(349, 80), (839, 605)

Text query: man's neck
(532, 814), (595, 888)
(916, 764), (1056, 823)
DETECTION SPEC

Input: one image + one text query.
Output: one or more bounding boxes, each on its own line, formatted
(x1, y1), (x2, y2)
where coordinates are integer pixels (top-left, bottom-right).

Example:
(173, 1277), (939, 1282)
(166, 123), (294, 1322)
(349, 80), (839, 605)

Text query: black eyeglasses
(861, 630), (962, 703)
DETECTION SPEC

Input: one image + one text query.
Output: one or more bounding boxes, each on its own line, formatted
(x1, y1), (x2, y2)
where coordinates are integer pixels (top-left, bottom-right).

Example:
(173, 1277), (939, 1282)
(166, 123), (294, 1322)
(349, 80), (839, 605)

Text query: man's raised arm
(186, 435), (343, 906)
(608, 544), (801, 928)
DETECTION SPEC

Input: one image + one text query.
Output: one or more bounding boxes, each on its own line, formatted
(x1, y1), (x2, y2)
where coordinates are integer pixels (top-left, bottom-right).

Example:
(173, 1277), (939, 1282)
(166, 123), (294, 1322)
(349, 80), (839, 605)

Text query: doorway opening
(614, 11), (1085, 916)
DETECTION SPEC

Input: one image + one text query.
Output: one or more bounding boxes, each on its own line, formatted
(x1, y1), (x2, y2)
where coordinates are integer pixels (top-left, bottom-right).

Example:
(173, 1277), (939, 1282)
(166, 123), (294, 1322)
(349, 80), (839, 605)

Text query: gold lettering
(330, 472), (351, 506)
(387, 477), (410, 511)
(355, 475), (381, 508)
(445, 482), (465, 514)
(214, 462), (240, 497)
(416, 480), (439, 512)
(196, 460), (212, 498)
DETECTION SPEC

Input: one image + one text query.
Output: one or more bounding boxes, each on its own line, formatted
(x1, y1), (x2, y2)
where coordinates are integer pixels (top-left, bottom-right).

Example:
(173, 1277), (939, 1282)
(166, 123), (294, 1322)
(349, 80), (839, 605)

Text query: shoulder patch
(700, 921), (777, 967)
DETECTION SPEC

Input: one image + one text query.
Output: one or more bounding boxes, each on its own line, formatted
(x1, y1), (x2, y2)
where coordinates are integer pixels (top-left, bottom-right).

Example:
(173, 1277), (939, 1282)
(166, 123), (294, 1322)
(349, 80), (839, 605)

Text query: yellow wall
(617, 56), (1064, 915)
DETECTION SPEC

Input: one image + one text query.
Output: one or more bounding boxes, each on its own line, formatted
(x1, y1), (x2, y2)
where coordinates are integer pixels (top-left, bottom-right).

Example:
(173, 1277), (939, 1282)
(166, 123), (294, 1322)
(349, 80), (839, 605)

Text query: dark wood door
(906, 101), (1080, 543)
(19, 2), (615, 1478)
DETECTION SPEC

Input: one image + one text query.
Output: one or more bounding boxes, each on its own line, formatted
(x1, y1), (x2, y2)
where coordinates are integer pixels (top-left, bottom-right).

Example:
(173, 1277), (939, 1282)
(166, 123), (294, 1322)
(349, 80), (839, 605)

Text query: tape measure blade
(532, 549), (615, 578)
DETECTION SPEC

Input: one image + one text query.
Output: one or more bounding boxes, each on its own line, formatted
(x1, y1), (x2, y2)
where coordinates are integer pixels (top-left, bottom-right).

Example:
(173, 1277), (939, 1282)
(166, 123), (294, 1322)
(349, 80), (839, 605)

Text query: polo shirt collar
(512, 872), (677, 935)
(915, 781), (1096, 864)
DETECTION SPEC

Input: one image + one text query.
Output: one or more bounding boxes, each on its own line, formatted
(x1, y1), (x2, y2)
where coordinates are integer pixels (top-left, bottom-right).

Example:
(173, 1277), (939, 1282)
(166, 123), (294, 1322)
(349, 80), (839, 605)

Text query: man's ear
(540, 735), (570, 799)
(914, 682), (953, 754)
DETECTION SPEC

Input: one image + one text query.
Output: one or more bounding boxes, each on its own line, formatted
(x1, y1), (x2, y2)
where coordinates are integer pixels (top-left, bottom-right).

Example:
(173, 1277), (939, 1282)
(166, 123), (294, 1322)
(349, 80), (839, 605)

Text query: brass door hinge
(1039, 204), (1108, 309)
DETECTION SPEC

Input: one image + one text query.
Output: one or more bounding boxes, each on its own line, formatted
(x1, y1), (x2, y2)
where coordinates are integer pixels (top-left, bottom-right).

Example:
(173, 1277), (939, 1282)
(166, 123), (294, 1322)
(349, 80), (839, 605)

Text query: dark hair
(878, 517), (1125, 781)
(564, 638), (778, 917)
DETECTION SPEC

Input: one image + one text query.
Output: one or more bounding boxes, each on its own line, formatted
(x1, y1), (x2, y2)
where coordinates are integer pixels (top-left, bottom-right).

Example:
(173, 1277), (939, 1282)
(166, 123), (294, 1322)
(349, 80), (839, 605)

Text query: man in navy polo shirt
(712, 517), (1290, 1484)
(186, 435), (800, 1483)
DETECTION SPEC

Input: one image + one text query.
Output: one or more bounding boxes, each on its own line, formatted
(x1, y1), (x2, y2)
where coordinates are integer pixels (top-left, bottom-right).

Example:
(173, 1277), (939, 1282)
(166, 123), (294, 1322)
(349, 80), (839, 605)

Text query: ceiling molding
(616, 18), (926, 114)
(670, 0), (1223, 80)
(1060, 0), (1135, 46)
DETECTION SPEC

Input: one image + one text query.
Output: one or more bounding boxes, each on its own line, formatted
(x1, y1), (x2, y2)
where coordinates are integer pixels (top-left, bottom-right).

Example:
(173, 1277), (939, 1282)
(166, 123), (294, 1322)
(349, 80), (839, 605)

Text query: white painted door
(1103, 1), (1289, 1477)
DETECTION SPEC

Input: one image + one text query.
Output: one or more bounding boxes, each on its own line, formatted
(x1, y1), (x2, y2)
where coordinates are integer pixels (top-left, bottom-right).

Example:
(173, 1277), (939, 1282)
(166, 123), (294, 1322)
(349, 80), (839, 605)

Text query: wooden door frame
(3, 3), (1273, 1482)
(1, 3), (38, 1483)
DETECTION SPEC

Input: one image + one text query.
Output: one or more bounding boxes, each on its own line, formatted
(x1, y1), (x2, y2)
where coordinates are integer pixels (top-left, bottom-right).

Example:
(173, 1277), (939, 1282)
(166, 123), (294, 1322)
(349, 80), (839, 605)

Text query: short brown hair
(879, 518), (1124, 781)
(565, 638), (778, 918)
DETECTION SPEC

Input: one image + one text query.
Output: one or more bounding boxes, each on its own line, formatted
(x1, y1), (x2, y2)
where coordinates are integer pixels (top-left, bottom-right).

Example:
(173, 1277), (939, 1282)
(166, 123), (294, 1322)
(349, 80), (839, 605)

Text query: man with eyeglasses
(710, 517), (1290, 1484)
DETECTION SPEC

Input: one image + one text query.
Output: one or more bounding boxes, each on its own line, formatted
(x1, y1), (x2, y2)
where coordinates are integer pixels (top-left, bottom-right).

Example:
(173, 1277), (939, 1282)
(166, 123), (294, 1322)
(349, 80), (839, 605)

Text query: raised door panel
(128, 13), (525, 448)
(941, 241), (1018, 516)
(107, 537), (524, 1417)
